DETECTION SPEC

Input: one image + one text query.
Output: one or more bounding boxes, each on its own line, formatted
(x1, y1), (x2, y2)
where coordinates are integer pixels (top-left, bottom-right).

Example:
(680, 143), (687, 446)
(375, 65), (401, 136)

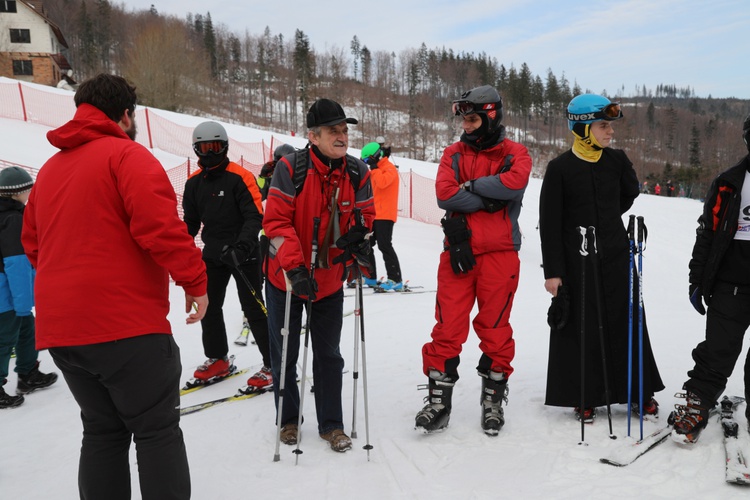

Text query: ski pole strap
(310, 217), (321, 276)
(578, 226), (589, 257)
(587, 226), (597, 255)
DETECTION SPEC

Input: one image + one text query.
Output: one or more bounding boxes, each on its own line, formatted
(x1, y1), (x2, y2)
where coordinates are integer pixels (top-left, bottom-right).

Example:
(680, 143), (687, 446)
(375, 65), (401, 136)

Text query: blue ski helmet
(566, 94), (623, 131)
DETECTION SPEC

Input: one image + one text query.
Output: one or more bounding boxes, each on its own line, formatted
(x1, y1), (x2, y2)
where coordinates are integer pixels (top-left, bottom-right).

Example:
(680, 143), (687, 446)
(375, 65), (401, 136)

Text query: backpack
(291, 147), (363, 195)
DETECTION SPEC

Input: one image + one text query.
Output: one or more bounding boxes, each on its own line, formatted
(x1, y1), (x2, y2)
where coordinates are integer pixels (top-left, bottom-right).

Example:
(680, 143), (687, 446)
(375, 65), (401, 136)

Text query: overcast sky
(120, 0), (750, 99)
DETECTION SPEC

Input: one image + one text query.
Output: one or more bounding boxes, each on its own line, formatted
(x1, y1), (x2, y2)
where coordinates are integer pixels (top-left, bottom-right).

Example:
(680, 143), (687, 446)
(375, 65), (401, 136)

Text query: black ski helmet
(452, 85), (504, 135)
(743, 114), (750, 153)
(273, 143), (296, 162)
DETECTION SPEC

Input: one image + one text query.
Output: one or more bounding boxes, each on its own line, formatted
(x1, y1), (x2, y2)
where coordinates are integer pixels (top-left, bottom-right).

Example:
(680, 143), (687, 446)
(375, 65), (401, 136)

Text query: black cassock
(539, 148), (664, 408)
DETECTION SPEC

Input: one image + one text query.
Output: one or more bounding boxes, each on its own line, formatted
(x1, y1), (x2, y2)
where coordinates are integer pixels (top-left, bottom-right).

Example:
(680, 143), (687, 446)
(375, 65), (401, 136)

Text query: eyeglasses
(194, 141), (227, 155)
(452, 101), (498, 117)
(567, 103), (623, 122)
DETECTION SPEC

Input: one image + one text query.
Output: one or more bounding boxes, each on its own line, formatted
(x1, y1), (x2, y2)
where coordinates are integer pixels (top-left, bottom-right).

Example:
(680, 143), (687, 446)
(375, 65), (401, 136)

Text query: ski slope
(2, 111), (749, 500)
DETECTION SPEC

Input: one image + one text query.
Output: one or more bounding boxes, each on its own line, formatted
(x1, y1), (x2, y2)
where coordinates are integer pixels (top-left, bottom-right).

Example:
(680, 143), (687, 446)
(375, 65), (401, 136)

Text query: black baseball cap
(306, 98), (358, 128)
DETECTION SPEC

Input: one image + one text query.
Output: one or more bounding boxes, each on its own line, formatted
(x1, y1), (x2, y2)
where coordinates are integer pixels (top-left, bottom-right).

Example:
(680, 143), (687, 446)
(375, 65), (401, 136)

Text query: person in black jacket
(183, 121), (272, 391)
(539, 94), (664, 423)
(672, 115), (750, 444)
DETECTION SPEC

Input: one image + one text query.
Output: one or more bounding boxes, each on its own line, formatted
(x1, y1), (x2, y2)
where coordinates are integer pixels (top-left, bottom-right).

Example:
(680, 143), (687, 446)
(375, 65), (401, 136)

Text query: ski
(600, 395), (744, 467)
(180, 387), (269, 416)
(234, 320), (251, 346)
(721, 396), (750, 485)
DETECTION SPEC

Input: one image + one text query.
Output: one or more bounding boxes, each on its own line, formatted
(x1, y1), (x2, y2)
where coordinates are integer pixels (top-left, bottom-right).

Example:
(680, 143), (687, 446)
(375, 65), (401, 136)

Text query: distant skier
(360, 141), (403, 290)
(673, 114), (750, 444)
(415, 85), (532, 436)
(539, 94), (664, 423)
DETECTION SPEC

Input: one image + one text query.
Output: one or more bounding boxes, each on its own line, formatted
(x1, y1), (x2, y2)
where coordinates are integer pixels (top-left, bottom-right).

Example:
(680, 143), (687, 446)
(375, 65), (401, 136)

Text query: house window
(10, 28), (31, 43)
(12, 60), (32, 76)
(0, 1), (18, 13)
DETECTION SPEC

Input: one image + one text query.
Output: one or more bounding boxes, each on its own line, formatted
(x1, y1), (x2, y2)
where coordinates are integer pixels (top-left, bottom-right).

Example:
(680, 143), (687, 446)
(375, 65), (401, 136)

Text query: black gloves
(689, 284), (706, 315)
(363, 156), (379, 170)
(260, 160), (276, 178)
(287, 266), (317, 300)
(441, 216), (476, 274)
(547, 285), (570, 330)
(480, 196), (507, 213)
(220, 242), (254, 267)
(333, 212), (371, 267)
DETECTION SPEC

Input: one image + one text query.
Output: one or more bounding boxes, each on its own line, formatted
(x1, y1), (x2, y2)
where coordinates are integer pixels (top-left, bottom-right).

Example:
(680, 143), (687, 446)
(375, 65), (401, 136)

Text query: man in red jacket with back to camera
(22, 73), (207, 500)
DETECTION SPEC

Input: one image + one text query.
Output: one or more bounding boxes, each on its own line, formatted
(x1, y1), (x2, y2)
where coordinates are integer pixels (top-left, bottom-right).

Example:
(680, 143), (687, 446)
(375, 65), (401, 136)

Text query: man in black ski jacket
(183, 121), (272, 391)
(672, 115), (750, 444)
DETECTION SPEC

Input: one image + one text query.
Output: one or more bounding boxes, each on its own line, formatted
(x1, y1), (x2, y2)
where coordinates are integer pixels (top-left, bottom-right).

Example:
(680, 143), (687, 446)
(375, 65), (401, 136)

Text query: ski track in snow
(3, 116), (750, 499)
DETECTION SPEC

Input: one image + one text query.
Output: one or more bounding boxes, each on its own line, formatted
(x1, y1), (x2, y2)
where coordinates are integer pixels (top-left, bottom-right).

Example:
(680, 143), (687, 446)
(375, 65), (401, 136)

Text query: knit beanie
(0, 166), (34, 197)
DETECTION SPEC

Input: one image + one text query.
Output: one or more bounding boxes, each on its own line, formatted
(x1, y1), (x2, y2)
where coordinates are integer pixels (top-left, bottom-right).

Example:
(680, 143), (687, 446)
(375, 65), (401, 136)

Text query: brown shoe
(319, 428), (352, 452)
(280, 423), (298, 445)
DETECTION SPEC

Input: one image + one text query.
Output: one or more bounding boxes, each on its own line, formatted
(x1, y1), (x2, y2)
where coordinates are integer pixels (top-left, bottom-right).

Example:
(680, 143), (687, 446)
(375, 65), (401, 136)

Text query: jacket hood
(47, 103), (129, 150)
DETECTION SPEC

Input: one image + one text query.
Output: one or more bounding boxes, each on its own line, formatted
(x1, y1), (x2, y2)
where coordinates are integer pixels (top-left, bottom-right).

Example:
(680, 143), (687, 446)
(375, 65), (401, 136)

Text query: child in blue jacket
(0, 166), (57, 408)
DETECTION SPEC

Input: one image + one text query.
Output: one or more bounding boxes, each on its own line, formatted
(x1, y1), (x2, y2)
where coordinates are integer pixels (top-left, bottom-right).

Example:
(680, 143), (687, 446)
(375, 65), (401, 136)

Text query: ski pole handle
(637, 216), (646, 245)
(627, 215), (635, 241)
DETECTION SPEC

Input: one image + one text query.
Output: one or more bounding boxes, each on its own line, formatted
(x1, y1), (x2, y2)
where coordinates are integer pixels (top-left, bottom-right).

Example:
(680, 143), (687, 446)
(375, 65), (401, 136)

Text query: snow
(2, 109), (750, 500)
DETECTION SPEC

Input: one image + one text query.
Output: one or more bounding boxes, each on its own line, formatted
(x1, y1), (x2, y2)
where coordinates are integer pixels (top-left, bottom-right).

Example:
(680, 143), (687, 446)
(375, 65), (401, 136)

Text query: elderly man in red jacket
(22, 73), (207, 500)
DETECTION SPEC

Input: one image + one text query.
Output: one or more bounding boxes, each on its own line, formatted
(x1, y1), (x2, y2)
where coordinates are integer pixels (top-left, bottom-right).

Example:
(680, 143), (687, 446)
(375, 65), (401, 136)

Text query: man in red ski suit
(415, 85), (532, 436)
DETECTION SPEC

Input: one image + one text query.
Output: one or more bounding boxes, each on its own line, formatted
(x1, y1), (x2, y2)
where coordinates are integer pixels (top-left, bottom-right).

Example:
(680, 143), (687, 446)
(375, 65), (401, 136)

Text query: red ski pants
(422, 250), (519, 379)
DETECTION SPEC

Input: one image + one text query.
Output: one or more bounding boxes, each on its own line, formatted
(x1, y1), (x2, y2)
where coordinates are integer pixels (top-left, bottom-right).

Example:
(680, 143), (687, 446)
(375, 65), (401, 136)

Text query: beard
(124, 120), (137, 141)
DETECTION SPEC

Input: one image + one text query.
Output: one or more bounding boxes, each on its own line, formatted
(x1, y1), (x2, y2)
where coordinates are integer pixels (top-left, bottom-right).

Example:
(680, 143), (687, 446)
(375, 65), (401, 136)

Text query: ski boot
(671, 390), (710, 444)
(193, 356), (233, 381)
(415, 370), (454, 434)
(0, 383), (24, 409)
(479, 370), (508, 436)
(239, 366), (273, 394)
(16, 361), (58, 395)
(631, 397), (659, 417)
(574, 407), (597, 423)
(234, 319), (251, 346)
(377, 279), (404, 292)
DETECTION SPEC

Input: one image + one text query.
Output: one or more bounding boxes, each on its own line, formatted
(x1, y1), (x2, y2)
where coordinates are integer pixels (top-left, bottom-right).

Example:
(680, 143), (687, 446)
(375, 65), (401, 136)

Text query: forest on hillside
(41, 0), (749, 198)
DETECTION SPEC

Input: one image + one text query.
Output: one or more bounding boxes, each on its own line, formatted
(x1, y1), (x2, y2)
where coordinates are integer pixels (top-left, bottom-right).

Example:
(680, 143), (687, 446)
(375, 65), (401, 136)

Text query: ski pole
(358, 265), (374, 459)
(626, 215), (635, 437)
(351, 267), (361, 439)
(637, 216), (646, 440)
(228, 250), (268, 316)
(273, 286), (293, 462)
(577, 226), (588, 446)
(294, 216), (320, 464)
(587, 227), (616, 440)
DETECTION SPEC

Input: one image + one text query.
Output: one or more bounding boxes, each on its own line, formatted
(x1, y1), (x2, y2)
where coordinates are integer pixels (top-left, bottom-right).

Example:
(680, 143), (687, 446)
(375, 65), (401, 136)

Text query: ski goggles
(452, 100), (498, 117)
(567, 103), (623, 123)
(193, 140), (227, 156)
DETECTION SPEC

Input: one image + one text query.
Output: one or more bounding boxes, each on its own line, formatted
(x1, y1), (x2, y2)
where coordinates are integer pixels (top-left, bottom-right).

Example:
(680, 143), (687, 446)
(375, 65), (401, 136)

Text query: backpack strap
(293, 148), (310, 195)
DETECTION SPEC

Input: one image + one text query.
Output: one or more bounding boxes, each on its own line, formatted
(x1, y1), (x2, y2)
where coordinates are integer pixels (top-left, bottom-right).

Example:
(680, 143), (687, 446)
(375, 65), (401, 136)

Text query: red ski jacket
(263, 148), (374, 300)
(436, 138), (532, 254)
(22, 104), (207, 349)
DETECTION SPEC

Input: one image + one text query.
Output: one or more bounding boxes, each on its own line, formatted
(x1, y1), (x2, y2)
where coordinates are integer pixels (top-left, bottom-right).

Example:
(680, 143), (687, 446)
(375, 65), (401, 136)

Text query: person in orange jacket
(360, 141), (403, 290)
